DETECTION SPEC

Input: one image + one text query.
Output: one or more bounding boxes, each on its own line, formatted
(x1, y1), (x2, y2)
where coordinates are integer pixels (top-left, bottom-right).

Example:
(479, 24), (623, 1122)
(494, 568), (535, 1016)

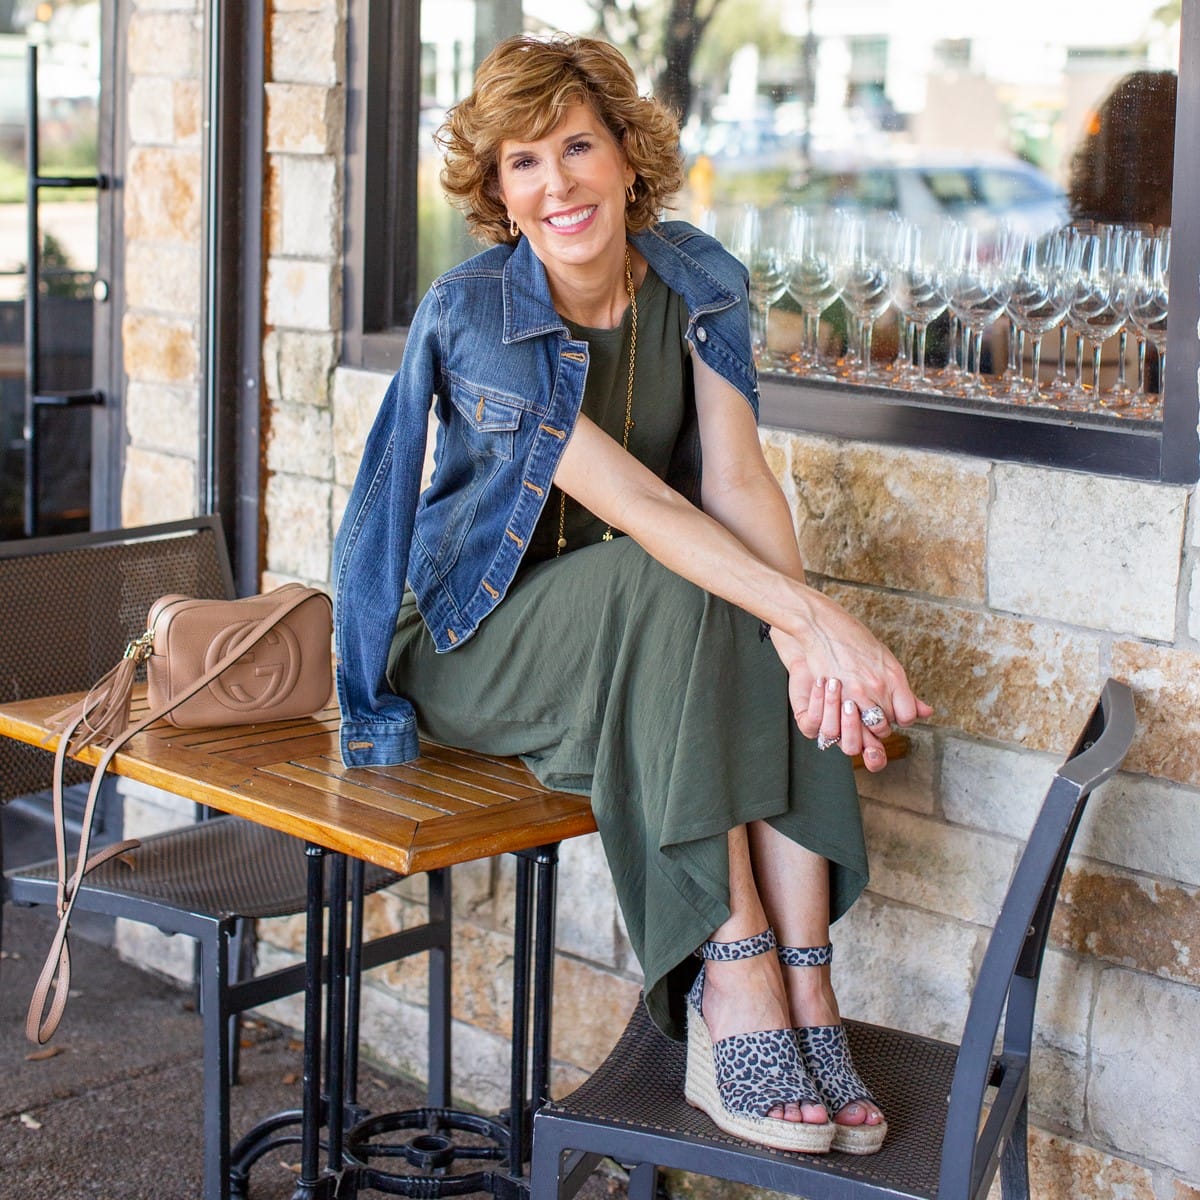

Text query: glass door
(0, 0), (106, 539)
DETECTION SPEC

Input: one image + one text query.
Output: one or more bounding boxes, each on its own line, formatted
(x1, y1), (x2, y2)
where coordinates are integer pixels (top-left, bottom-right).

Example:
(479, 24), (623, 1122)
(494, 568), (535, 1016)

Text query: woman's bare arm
(551, 359), (930, 769)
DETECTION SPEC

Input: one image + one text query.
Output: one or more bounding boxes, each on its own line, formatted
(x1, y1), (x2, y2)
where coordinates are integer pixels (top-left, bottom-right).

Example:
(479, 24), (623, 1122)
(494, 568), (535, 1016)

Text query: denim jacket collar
(500, 225), (740, 344)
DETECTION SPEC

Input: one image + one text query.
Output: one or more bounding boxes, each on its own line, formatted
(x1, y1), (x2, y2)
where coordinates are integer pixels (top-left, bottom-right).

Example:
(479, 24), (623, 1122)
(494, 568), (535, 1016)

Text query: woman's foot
(778, 943), (887, 1155)
(684, 930), (834, 1153)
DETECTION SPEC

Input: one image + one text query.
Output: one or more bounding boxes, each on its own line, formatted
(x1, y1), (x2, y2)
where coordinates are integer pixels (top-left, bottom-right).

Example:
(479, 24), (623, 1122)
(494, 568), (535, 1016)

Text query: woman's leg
(699, 826), (828, 1125)
(748, 819), (885, 1130)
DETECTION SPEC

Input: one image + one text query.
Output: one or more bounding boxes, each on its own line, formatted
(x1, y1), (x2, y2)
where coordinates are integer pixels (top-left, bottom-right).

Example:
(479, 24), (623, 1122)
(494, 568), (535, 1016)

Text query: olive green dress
(387, 267), (867, 1039)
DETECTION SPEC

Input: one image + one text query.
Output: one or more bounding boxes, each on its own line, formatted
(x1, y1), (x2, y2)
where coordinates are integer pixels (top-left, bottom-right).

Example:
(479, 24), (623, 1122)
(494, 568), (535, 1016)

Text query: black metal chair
(530, 679), (1136, 1200)
(0, 518), (450, 1200)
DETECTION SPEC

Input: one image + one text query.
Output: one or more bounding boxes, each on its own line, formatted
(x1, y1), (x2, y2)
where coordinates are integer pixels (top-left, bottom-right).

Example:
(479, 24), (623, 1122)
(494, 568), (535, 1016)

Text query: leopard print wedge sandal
(778, 942), (888, 1155)
(684, 929), (835, 1153)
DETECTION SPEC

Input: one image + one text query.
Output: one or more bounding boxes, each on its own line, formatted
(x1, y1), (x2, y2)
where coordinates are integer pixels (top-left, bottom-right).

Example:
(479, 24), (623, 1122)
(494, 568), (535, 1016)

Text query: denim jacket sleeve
(333, 288), (441, 767)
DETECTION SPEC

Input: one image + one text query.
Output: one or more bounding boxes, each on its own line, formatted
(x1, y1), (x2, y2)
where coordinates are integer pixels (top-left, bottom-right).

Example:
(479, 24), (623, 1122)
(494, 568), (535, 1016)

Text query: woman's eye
(566, 140), (592, 156)
(511, 156), (536, 171)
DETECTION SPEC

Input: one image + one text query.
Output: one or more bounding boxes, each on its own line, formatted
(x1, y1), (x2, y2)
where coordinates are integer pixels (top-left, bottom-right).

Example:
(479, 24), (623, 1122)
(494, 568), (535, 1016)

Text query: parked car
(786, 153), (1068, 236)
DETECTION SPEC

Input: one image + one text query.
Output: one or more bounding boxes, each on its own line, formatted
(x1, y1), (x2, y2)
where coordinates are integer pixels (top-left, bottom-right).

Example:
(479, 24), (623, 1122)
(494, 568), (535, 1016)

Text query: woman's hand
(768, 602), (933, 773)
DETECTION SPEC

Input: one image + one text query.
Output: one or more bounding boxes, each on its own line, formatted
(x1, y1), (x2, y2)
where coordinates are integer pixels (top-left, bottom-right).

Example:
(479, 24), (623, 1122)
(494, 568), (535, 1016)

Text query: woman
(334, 34), (931, 1156)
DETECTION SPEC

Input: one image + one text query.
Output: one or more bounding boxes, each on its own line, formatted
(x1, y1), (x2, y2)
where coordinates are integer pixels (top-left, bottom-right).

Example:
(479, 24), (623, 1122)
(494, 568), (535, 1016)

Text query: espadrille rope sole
(683, 999), (836, 1153)
(780, 944), (887, 1155)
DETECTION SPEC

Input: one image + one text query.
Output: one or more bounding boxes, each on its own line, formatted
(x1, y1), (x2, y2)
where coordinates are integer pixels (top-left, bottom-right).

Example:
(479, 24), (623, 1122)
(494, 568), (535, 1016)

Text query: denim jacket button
(695, 325), (708, 343)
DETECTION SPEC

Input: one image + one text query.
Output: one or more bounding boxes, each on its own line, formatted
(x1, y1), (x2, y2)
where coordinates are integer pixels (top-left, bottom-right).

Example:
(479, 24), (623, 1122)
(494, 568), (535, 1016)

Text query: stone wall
(114, 2), (1200, 1195)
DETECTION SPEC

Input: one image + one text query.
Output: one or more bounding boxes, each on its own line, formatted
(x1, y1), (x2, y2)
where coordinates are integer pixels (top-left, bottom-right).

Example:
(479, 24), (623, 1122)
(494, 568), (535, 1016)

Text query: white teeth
(547, 207), (595, 228)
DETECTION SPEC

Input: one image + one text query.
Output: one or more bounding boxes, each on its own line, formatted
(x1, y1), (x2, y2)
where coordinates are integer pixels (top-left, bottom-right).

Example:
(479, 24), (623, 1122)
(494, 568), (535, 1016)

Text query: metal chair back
(530, 679), (1136, 1200)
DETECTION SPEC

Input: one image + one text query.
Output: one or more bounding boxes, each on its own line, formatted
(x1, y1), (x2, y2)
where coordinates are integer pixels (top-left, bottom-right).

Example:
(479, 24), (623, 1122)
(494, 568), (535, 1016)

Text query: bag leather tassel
(45, 631), (152, 753)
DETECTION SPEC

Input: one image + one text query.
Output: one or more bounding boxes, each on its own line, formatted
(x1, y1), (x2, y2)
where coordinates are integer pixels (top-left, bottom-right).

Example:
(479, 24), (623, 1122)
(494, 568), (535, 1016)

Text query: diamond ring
(816, 732), (841, 751)
(861, 706), (886, 728)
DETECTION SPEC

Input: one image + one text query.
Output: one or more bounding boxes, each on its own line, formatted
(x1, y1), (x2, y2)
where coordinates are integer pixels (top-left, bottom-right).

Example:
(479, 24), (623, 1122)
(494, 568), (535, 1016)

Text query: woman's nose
(545, 161), (575, 197)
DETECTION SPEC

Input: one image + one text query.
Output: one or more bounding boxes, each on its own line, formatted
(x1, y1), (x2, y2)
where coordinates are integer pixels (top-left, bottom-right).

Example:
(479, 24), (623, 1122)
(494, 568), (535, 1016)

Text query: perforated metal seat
(531, 681), (1136, 1200)
(10, 815), (398, 919)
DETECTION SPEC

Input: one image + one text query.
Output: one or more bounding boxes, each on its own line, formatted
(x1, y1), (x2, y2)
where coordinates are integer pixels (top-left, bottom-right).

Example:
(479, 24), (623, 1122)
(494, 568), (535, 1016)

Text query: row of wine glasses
(709, 203), (1170, 419)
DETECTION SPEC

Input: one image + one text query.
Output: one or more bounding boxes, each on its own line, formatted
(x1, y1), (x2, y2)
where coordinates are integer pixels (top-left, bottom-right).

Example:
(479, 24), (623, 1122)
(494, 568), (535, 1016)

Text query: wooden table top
(0, 689), (598, 876)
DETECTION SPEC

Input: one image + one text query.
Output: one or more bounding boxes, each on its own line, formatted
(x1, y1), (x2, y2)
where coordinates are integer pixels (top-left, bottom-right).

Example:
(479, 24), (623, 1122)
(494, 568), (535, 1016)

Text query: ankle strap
(696, 928), (777, 961)
(777, 943), (833, 967)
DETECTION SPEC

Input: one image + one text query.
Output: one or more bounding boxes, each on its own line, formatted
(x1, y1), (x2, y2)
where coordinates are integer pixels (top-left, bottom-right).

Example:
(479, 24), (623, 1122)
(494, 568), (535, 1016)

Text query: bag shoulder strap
(27, 586), (327, 1045)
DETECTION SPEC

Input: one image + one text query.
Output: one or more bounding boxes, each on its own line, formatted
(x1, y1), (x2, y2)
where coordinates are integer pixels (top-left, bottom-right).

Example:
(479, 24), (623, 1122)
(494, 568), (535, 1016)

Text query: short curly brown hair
(436, 34), (684, 245)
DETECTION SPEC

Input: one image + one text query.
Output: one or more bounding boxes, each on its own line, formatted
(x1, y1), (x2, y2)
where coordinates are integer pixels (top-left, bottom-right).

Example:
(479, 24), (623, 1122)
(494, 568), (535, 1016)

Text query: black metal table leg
(343, 843), (565, 1198)
(293, 843), (338, 1199)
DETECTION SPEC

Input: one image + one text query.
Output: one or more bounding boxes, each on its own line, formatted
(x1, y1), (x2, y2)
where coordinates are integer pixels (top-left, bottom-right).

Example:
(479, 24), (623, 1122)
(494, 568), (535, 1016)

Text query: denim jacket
(334, 220), (756, 766)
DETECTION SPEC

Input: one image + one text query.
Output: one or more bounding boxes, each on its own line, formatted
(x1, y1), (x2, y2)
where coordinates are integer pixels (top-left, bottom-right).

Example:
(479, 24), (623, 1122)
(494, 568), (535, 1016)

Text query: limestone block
(1052, 860), (1199, 987)
(1091, 969), (1200, 1176)
(125, 382), (199, 457)
(132, 0), (200, 11)
(265, 82), (345, 155)
(555, 833), (620, 966)
(788, 436), (988, 602)
(270, 155), (341, 259)
(1024, 1128), (1157, 1200)
(172, 79), (201, 143)
(273, 0), (342, 10)
(759, 429), (797, 511)
(862, 801), (1017, 924)
(127, 76), (175, 144)
(332, 365), (389, 485)
(826, 585), (1104, 753)
(125, 240), (201, 316)
(1111, 640), (1200, 786)
(1078, 773), (1200, 886)
(125, 147), (201, 242)
(829, 893), (981, 1041)
(854, 725), (937, 815)
(550, 956), (642, 1073)
(267, 401), (334, 480)
(1036, 950), (1095, 1058)
(271, 9), (342, 86)
(353, 988), (435, 1094)
(267, 330), (338, 408)
(332, 483), (351, 543)
(1028, 1041), (1086, 1135)
(121, 447), (195, 526)
(118, 781), (196, 836)
(613, 894), (639, 976)
(114, 920), (194, 985)
(265, 473), (332, 580)
(123, 311), (198, 385)
(940, 737), (1058, 838)
(989, 466), (1186, 640)
(266, 257), (337, 331)
(1175, 1180), (1200, 1200)
(127, 9), (200, 79)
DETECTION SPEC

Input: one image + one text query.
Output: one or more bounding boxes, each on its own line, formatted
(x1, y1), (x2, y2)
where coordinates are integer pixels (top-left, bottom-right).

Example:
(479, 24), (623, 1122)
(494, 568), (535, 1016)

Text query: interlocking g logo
(204, 620), (301, 711)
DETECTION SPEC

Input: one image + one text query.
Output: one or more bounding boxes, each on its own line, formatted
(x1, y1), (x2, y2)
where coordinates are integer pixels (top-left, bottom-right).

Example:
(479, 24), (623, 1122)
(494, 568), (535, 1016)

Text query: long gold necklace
(556, 246), (638, 555)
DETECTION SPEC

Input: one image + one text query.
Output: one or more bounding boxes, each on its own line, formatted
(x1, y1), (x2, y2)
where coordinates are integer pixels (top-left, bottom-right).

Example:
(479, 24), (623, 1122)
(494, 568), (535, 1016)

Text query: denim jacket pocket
(447, 379), (524, 462)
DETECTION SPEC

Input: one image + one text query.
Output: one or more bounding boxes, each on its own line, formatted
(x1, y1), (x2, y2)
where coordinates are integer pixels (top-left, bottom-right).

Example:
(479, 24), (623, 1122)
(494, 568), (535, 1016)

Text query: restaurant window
(343, 0), (1200, 484)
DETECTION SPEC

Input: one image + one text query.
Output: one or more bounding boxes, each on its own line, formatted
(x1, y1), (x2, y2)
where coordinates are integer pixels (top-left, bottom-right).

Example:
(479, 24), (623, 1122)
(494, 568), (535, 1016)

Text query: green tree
(588, 0), (729, 121)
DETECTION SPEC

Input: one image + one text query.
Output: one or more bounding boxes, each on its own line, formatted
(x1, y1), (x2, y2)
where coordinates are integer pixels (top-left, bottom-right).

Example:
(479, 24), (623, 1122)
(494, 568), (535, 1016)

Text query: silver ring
(861, 705), (886, 728)
(816, 732), (841, 751)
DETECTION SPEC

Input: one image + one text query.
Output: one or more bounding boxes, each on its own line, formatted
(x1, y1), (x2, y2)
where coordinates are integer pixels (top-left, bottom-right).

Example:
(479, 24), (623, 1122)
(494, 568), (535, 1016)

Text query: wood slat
(0, 687), (908, 879)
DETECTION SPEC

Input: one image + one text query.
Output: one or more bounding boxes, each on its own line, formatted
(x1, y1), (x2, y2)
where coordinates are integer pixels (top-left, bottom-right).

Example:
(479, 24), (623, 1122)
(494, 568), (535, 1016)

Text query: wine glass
(1126, 227), (1169, 417)
(889, 218), (948, 388)
(728, 204), (789, 369)
(782, 207), (841, 379)
(944, 223), (1006, 397)
(1001, 226), (1072, 403)
(832, 211), (893, 382)
(1066, 227), (1129, 406)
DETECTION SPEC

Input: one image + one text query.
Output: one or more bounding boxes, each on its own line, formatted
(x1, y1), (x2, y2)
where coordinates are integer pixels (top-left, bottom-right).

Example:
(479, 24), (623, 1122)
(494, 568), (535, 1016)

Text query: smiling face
(496, 102), (635, 286)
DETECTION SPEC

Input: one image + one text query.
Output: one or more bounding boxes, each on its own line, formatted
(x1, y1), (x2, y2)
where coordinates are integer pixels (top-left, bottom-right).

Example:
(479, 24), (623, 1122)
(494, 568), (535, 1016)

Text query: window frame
(342, 0), (1200, 484)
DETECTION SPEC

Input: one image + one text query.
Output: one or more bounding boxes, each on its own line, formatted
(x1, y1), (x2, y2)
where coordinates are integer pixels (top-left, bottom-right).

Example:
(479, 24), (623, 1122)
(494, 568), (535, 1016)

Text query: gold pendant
(557, 536), (567, 550)
(601, 530), (613, 542)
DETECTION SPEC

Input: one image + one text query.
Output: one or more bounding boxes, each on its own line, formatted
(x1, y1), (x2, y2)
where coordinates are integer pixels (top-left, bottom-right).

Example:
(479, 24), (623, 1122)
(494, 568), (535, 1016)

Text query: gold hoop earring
(626, 183), (636, 203)
(509, 217), (519, 238)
